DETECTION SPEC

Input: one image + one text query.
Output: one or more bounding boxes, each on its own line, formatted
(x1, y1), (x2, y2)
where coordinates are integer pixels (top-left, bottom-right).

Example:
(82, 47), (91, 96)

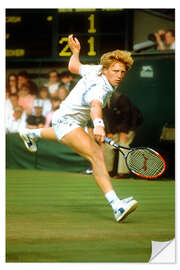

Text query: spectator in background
(6, 88), (10, 100)
(6, 73), (18, 94)
(26, 99), (46, 129)
(5, 93), (19, 124)
(26, 115), (38, 129)
(35, 116), (46, 128)
(55, 85), (69, 102)
(26, 114), (46, 129)
(17, 70), (38, 96)
(59, 70), (76, 92)
(103, 91), (143, 179)
(38, 86), (52, 116)
(44, 69), (60, 97)
(6, 105), (26, 133)
(6, 93), (19, 111)
(18, 84), (36, 116)
(44, 97), (61, 128)
(33, 99), (44, 117)
(154, 29), (175, 50)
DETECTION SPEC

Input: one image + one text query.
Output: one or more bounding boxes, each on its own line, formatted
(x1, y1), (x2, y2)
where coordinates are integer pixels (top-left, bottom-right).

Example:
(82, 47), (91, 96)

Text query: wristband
(93, 118), (105, 127)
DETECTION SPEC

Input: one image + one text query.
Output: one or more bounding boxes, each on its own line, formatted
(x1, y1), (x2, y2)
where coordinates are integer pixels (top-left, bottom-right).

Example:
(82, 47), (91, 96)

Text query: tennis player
(19, 34), (138, 222)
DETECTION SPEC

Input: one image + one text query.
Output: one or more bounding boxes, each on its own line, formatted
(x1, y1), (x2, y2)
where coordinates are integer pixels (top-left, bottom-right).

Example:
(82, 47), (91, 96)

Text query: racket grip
(104, 137), (114, 145)
(104, 137), (120, 148)
(104, 137), (111, 144)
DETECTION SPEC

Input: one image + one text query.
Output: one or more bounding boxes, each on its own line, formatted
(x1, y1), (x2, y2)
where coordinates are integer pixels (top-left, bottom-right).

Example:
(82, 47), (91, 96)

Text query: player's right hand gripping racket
(104, 137), (166, 179)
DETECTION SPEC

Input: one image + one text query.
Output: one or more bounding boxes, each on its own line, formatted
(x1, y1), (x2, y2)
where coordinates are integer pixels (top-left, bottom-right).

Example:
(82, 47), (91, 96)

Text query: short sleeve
(82, 84), (107, 106)
(80, 65), (102, 78)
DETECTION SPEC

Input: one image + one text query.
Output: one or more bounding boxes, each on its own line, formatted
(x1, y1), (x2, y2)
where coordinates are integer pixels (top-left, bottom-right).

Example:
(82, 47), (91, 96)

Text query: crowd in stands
(5, 69), (74, 133)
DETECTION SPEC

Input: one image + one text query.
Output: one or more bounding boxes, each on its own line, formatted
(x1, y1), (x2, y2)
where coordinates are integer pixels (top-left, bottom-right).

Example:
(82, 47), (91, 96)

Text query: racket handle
(104, 137), (121, 149)
(104, 137), (116, 146)
(104, 137), (112, 144)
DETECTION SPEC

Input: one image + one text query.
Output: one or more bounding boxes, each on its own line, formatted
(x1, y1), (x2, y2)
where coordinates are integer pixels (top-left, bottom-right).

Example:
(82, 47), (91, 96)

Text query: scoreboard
(6, 9), (53, 59)
(6, 9), (133, 62)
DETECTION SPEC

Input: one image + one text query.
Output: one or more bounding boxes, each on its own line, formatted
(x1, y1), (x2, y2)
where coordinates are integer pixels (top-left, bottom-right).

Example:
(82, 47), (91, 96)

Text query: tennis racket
(104, 137), (166, 179)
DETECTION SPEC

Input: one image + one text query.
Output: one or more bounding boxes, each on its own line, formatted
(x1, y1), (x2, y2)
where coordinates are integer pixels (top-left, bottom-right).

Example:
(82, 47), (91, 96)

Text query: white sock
(105, 190), (121, 210)
(29, 128), (42, 138)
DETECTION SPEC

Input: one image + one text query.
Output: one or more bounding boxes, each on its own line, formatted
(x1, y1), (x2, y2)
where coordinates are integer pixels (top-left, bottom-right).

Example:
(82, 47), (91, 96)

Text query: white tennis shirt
(57, 64), (117, 127)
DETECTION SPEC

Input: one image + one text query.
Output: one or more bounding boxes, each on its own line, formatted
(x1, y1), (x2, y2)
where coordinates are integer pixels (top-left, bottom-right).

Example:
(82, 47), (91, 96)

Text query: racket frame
(104, 137), (166, 179)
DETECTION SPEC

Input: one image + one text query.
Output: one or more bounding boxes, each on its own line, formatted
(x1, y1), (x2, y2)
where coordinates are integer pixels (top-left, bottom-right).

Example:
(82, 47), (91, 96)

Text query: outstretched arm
(68, 34), (82, 74)
(90, 100), (106, 144)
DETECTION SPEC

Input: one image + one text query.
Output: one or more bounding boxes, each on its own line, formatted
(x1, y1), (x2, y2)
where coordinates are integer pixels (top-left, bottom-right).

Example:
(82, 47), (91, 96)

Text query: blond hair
(100, 50), (134, 71)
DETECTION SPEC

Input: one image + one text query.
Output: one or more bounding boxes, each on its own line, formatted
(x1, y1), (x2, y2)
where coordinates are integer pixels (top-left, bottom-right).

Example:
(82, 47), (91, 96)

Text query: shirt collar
(101, 74), (115, 91)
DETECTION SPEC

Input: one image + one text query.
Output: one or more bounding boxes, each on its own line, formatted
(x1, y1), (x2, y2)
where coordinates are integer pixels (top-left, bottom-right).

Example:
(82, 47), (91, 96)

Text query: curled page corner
(149, 239), (175, 263)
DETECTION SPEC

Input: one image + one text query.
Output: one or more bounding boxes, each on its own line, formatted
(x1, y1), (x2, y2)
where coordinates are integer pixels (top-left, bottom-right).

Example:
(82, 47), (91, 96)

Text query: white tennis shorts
(52, 110), (81, 140)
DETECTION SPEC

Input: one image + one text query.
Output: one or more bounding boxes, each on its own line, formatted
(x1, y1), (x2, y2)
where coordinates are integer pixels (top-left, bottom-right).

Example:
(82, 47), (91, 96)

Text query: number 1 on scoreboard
(88, 14), (96, 33)
(88, 36), (96, 56)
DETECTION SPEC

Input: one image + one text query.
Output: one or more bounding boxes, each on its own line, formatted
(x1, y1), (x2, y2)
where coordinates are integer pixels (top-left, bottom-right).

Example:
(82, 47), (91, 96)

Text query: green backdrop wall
(6, 134), (90, 172)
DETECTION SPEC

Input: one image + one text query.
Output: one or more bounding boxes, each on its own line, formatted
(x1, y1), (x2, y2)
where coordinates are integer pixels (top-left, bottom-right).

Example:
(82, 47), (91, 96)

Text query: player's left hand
(93, 126), (106, 144)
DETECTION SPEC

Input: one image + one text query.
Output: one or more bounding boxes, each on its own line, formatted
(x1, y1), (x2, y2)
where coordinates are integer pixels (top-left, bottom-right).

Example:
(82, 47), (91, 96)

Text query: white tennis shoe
(121, 196), (134, 203)
(114, 199), (138, 222)
(19, 128), (37, 152)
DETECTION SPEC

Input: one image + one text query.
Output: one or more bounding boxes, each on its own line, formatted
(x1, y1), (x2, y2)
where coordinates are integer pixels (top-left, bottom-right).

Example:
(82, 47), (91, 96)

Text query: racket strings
(126, 149), (165, 177)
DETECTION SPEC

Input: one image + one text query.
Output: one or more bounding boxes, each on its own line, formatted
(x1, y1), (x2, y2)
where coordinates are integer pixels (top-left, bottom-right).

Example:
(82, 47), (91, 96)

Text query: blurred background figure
(27, 99), (46, 129)
(134, 28), (175, 53)
(26, 115), (38, 129)
(6, 105), (26, 133)
(103, 91), (143, 179)
(5, 93), (19, 126)
(35, 116), (46, 128)
(38, 86), (52, 116)
(151, 29), (175, 50)
(18, 84), (36, 116)
(44, 97), (61, 128)
(6, 73), (18, 95)
(55, 85), (69, 102)
(17, 70), (38, 96)
(59, 70), (76, 92)
(32, 99), (44, 117)
(44, 69), (60, 97)
(5, 93), (19, 119)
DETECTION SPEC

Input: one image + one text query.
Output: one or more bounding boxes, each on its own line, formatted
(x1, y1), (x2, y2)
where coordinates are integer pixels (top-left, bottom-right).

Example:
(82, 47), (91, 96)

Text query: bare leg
(38, 126), (112, 194)
(61, 127), (113, 194)
(40, 127), (59, 141)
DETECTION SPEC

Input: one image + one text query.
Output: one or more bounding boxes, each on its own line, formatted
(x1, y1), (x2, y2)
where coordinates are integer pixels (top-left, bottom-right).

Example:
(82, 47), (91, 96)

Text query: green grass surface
(6, 169), (175, 262)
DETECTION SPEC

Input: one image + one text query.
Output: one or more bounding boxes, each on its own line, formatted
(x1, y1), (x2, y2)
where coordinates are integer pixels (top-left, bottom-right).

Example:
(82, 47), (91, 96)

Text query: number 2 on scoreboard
(59, 37), (71, 56)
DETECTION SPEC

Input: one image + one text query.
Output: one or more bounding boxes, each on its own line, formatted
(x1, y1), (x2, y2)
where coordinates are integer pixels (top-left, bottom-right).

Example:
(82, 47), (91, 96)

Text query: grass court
(6, 169), (175, 262)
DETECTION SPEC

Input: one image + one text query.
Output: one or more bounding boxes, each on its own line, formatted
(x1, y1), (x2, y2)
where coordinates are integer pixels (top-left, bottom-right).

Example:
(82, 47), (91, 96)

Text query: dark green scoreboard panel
(6, 8), (133, 62)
